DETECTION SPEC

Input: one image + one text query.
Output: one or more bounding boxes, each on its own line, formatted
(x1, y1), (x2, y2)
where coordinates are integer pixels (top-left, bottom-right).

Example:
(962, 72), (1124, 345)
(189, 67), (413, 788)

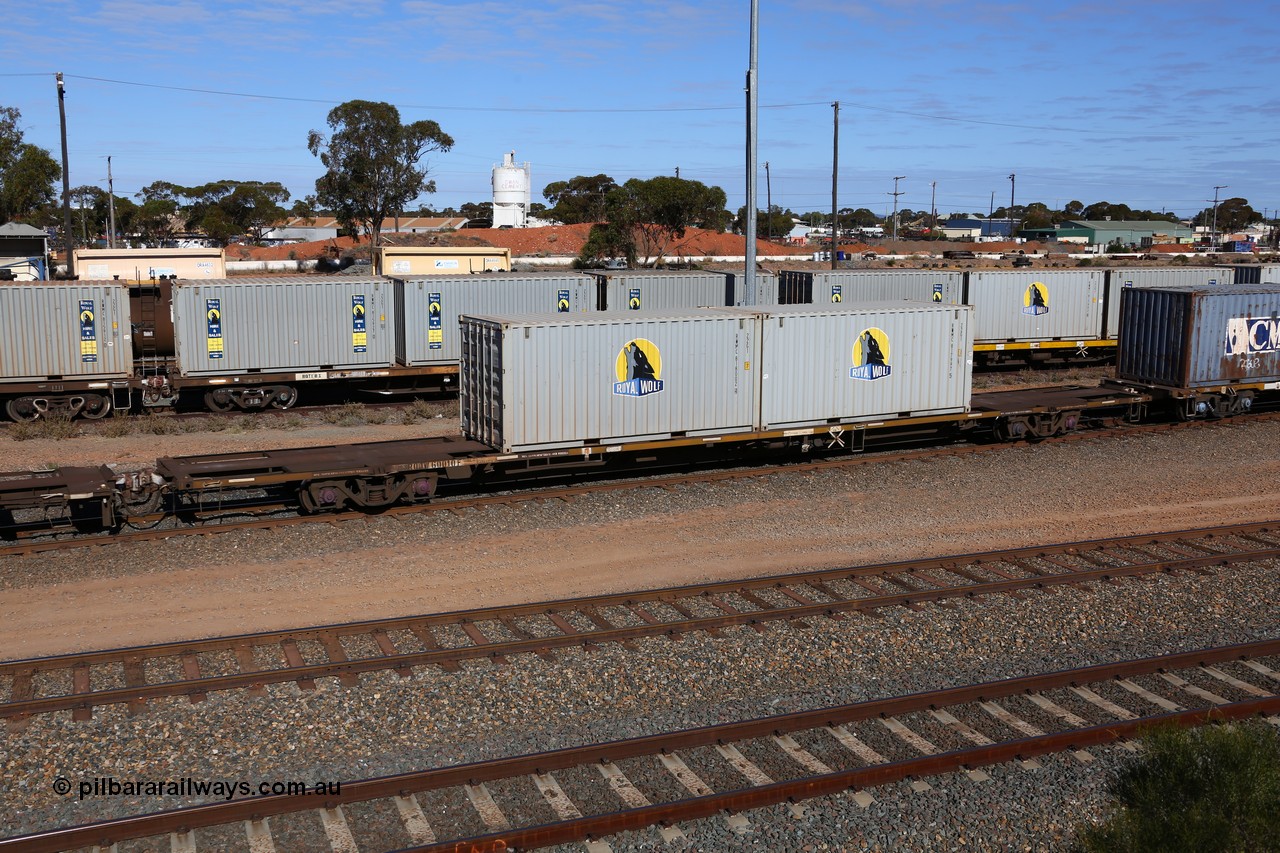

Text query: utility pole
(1008, 173), (1016, 241)
(986, 191), (994, 239)
(56, 73), (74, 279)
(1212, 185), (1227, 249)
(830, 101), (839, 270)
(889, 176), (905, 242)
(743, 0), (758, 305)
(764, 161), (772, 242)
(675, 166), (680, 179)
(107, 156), (117, 249)
(930, 181), (937, 236)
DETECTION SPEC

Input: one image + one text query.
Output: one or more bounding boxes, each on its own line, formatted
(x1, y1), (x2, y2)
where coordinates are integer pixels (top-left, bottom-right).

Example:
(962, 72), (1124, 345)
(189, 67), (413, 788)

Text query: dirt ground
(2, 412), (1279, 659)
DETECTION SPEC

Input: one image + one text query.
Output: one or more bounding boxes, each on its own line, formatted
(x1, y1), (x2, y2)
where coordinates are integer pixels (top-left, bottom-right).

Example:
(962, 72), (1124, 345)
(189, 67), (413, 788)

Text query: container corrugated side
(725, 271), (779, 306)
(460, 310), (757, 452)
(776, 269), (963, 307)
(593, 271), (733, 311)
(172, 277), (393, 375)
(394, 272), (595, 366)
(967, 270), (1104, 343)
(1106, 267), (1235, 339)
(0, 282), (133, 380)
(1116, 284), (1280, 388)
(741, 303), (972, 429)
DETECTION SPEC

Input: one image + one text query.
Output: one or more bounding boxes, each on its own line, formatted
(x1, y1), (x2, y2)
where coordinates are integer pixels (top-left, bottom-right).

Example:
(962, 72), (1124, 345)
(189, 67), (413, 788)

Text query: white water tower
(491, 151), (531, 228)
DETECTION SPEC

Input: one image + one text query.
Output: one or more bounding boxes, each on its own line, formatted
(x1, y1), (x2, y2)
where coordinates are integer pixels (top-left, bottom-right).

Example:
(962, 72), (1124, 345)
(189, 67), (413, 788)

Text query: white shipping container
(0, 282), (133, 381)
(1105, 267), (1234, 339)
(172, 277), (393, 375)
(395, 272), (595, 366)
(967, 270), (1105, 343)
(460, 310), (758, 452)
(743, 303), (972, 429)
(593, 270), (734, 311)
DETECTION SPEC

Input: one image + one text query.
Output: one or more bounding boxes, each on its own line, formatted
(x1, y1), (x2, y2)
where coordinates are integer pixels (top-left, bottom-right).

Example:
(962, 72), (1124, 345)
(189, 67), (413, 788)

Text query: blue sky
(4, 0), (1278, 221)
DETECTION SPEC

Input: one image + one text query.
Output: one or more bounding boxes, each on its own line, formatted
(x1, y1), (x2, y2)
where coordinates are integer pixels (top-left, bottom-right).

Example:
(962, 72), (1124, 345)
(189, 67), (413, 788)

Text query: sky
(3, 0), (1279, 223)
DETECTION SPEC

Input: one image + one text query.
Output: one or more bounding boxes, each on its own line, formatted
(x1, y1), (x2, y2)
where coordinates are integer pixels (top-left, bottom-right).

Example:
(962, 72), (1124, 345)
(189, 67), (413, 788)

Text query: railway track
(4, 520), (1278, 728)
(6, 639), (1278, 853)
(4, 411), (1272, 558)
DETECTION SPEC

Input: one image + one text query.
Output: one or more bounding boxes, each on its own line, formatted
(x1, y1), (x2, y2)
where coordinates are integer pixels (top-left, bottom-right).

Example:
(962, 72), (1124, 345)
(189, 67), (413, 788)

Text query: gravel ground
(2, 417), (1280, 850)
(3, 556), (1279, 848)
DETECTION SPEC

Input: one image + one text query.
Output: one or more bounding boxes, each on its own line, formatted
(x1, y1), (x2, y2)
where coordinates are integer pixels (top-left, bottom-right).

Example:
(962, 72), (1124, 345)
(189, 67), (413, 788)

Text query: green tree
(542, 174), (618, 224)
(459, 201), (493, 225)
(1, 106), (61, 223)
(1195, 197), (1258, 234)
(733, 204), (795, 241)
(70, 185), (108, 243)
(622, 176), (729, 265)
(1075, 723), (1280, 852)
(307, 100), (453, 247)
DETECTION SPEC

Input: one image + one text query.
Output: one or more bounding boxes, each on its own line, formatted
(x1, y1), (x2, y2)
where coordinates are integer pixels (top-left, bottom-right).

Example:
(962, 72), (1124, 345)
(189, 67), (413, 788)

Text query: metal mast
(743, 0), (759, 305)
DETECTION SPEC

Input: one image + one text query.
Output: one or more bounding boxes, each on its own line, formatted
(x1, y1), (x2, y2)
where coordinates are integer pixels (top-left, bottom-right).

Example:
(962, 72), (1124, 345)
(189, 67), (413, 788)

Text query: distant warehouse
(1020, 220), (1195, 249)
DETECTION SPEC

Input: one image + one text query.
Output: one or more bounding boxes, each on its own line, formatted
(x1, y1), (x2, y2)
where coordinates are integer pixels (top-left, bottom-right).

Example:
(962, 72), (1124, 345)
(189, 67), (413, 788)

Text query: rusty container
(1115, 283), (1280, 388)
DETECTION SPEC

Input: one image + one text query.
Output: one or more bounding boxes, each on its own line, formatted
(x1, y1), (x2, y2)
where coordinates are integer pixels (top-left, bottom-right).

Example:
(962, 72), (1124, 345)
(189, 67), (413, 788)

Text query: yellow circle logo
(1023, 282), (1049, 315)
(615, 339), (662, 383)
(851, 327), (891, 381)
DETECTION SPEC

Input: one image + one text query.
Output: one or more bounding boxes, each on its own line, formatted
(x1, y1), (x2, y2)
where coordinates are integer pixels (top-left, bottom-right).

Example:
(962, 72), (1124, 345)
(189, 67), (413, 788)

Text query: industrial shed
(1049, 220), (1194, 248)
(0, 222), (49, 280)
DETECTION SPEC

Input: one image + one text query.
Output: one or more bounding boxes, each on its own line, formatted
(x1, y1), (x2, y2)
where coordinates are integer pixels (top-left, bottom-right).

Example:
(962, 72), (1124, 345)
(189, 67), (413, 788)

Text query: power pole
(743, 0), (758, 304)
(986, 191), (994, 238)
(107, 156), (117, 249)
(675, 166), (680, 179)
(930, 181), (937, 236)
(1211, 185), (1227, 248)
(830, 101), (839, 270)
(889, 176), (905, 242)
(764, 161), (772, 242)
(1008, 173), (1016, 241)
(56, 73), (74, 279)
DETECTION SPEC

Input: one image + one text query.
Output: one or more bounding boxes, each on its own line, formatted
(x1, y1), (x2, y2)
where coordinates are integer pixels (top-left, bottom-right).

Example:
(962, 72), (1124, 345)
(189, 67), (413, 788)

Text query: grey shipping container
(172, 277), (394, 376)
(460, 310), (757, 452)
(0, 282), (133, 380)
(725, 270), (780, 306)
(394, 272), (595, 366)
(741, 303), (972, 429)
(967, 270), (1105, 344)
(1116, 283), (1280, 388)
(778, 269), (963, 307)
(592, 270), (734, 311)
(1106, 267), (1235, 339)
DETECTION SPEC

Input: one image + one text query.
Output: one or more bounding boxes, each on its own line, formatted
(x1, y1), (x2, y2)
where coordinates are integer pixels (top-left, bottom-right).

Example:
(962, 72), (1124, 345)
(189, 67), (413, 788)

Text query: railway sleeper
(203, 385), (298, 413)
(5, 393), (112, 422)
(300, 473), (439, 512)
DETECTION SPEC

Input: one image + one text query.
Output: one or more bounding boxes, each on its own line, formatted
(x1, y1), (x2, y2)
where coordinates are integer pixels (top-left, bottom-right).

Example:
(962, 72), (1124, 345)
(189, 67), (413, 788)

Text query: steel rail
(415, 697), (1280, 853)
(3, 522), (1278, 720)
(4, 638), (1277, 853)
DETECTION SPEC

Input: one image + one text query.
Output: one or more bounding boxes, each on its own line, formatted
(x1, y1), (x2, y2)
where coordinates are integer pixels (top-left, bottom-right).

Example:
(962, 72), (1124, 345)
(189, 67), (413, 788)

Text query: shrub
(102, 411), (135, 438)
(322, 402), (367, 427)
(1074, 723), (1280, 852)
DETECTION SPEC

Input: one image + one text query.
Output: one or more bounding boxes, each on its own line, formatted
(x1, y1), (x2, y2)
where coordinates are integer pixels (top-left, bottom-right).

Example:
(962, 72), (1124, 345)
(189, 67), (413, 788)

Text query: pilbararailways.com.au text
(54, 776), (342, 801)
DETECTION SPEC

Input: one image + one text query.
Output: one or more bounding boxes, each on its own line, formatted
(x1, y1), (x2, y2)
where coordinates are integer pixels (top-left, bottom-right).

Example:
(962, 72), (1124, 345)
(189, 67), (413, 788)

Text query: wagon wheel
(204, 390), (237, 413)
(270, 386), (298, 409)
(80, 395), (113, 420)
(5, 398), (40, 422)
